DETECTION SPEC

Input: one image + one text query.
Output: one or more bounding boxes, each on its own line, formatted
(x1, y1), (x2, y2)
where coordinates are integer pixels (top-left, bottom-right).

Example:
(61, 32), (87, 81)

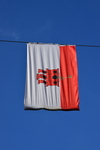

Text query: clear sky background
(0, 0), (100, 150)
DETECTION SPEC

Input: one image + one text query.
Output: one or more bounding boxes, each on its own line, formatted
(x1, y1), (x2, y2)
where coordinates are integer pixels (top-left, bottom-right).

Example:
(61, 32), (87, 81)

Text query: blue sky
(0, 0), (100, 149)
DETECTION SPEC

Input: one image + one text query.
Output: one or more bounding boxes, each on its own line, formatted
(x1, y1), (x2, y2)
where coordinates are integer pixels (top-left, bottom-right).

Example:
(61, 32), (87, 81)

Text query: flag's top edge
(27, 42), (75, 46)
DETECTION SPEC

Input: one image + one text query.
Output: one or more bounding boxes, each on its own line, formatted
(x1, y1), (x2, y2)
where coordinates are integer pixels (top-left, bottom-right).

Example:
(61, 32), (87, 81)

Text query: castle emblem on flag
(36, 68), (59, 86)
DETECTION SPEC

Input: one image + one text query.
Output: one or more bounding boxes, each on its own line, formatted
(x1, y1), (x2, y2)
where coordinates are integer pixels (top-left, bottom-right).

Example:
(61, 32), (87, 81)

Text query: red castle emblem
(36, 68), (59, 86)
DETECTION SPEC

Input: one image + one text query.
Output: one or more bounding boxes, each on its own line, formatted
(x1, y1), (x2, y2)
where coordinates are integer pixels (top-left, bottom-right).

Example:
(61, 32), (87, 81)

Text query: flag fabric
(24, 43), (80, 110)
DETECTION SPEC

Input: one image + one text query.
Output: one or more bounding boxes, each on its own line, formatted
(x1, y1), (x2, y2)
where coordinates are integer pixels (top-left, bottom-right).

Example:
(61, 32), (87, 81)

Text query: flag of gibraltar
(24, 43), (80, 110)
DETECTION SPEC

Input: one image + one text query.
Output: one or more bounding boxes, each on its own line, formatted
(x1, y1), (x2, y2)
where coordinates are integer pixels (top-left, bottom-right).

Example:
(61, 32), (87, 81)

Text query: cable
(76, 44), (100, 47)
(0, 39), (100, 47)
(0, 39), (28, 43)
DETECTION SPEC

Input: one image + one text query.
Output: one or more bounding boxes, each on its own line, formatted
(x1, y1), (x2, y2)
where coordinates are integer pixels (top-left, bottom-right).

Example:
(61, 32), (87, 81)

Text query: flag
(24, 43), (80, 110)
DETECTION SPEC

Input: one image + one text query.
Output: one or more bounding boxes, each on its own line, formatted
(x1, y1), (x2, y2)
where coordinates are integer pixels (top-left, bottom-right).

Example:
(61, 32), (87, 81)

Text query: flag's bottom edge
(24, 107), (80, 111)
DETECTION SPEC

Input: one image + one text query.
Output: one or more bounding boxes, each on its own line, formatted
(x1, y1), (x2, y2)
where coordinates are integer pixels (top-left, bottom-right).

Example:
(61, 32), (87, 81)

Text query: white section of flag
(24, 43), (61, 109)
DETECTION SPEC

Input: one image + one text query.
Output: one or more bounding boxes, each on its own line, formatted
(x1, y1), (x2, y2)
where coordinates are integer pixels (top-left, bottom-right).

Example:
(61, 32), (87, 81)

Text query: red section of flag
(60, 46), (79, 110)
